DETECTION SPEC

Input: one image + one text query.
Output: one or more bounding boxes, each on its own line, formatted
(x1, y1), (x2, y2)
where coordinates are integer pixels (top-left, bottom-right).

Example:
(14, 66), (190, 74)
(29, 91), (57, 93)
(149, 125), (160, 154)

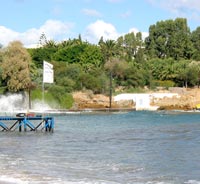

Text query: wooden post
(109, 72), (112, 109)
(19, 120), (22, 132)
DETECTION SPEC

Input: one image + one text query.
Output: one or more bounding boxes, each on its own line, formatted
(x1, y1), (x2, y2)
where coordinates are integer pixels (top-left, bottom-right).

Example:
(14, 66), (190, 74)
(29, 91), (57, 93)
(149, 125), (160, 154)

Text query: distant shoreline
(1, 108), (200, 117)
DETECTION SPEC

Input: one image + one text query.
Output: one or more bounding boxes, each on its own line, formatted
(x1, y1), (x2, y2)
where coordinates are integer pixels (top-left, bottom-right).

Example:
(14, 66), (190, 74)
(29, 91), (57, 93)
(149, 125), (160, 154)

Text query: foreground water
(0, 111), (200, 184)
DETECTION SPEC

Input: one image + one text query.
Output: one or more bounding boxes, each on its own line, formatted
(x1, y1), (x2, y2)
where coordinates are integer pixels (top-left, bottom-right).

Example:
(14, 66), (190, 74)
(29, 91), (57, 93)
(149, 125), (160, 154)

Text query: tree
(123, 32), (137, 61)
(1, 41), (31, 92)
(191, 27), (200, 60)
(174, 60), (196, 88)
(53, 43), (86, 63)
(145, 18), (193, 60)
(78, 44), (103, 72)
(99, 39), (116, 64)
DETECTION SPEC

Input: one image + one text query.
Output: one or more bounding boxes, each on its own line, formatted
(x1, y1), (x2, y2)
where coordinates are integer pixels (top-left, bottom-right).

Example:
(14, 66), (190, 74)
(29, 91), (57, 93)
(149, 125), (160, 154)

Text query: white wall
(114, 93), (179, 110)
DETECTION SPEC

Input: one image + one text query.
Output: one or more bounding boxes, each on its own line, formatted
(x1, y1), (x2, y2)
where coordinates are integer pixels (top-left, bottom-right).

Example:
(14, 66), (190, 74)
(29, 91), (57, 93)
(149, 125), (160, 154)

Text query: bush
(31, 88), (58, 108)
(59, 93), (74, 109)
(31, 88), (42, 101)
(79, 73), (105, 94)
(48, 85), (74, 109)
(31, 87), (74, 109)
(152, 80), (175, 88)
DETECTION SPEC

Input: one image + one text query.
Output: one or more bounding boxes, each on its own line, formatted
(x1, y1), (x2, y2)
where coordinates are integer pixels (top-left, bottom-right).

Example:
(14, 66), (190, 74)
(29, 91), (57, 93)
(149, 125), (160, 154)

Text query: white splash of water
(0, 175), (29, 184)
(0, 93), (52, 114)
(32, 100), (52, 111)
(0, 93), (26, 112)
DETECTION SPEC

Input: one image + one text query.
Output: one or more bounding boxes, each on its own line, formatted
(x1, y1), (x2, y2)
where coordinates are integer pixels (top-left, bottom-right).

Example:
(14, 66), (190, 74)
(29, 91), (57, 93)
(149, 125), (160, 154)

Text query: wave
(1, 174), (200, 184)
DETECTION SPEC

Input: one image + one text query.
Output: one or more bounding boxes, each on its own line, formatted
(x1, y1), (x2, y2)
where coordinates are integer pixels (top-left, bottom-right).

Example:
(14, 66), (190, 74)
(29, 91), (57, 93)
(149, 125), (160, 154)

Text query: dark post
(109, 72), (112, 109)
(29, 89), (31, 110)
(19, 121), (22, 132)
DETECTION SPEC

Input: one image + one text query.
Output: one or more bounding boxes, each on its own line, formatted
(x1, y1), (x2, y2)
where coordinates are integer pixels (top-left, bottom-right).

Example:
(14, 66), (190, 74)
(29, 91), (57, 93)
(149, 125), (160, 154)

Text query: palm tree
(99, 39), (117, 108)
(99, 38), (116, 64)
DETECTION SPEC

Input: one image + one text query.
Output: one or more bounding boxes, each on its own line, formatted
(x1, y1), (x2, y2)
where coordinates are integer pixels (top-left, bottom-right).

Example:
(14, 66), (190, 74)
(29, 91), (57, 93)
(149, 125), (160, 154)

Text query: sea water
(0, 111), (200, 184)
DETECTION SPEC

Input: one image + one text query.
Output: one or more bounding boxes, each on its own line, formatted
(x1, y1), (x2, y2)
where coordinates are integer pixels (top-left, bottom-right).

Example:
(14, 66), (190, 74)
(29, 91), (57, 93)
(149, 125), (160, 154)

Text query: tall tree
(145, 18), (193, 60)
(191, 27), (200, 60)
(1, 41), (31, 92)
(123, 32), (137, 61)
(99, 39), (116, 64)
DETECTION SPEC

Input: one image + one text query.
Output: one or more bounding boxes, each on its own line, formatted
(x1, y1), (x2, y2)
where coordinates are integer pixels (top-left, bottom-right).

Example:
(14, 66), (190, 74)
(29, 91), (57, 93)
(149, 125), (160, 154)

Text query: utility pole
(109, 72), (112, 109)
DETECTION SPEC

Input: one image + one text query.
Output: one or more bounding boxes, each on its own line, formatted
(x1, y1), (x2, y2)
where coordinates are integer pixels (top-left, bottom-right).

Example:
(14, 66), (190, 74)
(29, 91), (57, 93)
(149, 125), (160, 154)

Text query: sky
(1, 0), (200, 48)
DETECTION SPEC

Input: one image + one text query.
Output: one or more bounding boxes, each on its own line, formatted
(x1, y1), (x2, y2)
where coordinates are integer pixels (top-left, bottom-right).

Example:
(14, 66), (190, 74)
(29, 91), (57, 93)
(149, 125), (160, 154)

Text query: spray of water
(0, 93), (52, 114)
(0, 93), (26, 112)
(32, 100), (52, 111)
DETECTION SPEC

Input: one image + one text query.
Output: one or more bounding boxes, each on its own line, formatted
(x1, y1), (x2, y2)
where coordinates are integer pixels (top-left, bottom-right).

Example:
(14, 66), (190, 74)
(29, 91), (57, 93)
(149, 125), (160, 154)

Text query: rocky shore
(72, 88), (200, 111)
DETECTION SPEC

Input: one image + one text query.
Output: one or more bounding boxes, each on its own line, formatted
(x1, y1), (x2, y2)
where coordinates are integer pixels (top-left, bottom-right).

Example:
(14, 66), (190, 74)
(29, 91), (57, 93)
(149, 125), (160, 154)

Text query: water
(0, 111), (200, 184)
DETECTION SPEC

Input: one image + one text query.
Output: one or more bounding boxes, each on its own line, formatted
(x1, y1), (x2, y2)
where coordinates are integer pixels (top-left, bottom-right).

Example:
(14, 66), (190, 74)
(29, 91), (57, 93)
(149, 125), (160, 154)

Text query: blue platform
(0, 115), (54, 132)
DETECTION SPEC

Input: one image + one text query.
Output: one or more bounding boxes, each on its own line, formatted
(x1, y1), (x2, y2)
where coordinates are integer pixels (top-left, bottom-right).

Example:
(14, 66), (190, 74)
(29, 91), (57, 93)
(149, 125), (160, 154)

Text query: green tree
(79, 44), (103, 72)
(191, 27), (200, 60)
(53, 43), (86, 63)
(145, 18), (193, 60)
(1, 41), (31, 92)
(176, 60), (193, 88)
(146, 58), (177, 87)
(79, 72), (106, 94)
(99, 39), (116, 64)
(123, 32), (137, 61)
(123, 62), (146, 87)
(48, 85), (74, 109)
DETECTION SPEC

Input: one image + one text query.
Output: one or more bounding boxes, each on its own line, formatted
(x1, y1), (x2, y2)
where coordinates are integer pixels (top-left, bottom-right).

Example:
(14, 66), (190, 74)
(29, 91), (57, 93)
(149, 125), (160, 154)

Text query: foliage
(1, 41), (32, 92)
(31, 88), (61, 108)
(147, 58), (177, 81)
(59, 93), (74, 109)
(99, 39), (117, 64)
(48, 85), (74, 109)
(145, 18), (193, 60)
(124, 87), (146, 93)
(31, 88), (42, 100)
(79, 72), (106, 94)
(153, 80), (175, 88)
(191, 27), (200, 60)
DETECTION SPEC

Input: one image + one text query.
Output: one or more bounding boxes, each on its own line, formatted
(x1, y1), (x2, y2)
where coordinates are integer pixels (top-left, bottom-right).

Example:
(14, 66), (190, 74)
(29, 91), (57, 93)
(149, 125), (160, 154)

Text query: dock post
(44, 117), (54, 132)
(45, 119), (48, 132)
(19, 120), (22, 132)
(48, 117), (54, 132)
(24, 117), (27, 132)
(50, 117), (54, 133)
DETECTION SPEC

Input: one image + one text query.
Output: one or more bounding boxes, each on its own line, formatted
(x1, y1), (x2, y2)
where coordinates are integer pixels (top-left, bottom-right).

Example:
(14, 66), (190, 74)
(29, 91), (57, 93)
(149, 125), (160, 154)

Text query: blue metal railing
(0, 116), (54, 132)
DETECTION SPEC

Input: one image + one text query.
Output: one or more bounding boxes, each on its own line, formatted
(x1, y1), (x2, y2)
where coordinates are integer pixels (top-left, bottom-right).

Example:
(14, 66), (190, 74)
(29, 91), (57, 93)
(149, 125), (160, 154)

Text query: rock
(72, 91), (133, 110)
(71, 88), (200, 111)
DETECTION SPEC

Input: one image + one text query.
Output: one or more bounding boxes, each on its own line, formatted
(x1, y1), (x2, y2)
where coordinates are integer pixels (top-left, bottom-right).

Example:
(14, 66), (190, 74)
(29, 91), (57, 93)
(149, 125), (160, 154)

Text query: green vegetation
(1, 18), (200, 109)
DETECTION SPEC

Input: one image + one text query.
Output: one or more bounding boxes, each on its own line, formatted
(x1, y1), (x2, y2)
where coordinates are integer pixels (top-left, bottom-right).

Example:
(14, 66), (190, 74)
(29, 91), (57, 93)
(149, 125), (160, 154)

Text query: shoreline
(0, 108), (200, 117)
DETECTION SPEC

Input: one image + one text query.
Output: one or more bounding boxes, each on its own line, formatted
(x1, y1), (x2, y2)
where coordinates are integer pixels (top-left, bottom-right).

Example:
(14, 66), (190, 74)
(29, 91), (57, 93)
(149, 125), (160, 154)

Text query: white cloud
(148, 0), (200, 20)
(0, 19), (147, 48)
(0, 20), (73, 48)
(40, 20), (73, 38)
(83, 20), (120, 43)
(82, 8), (102, 17)
(83, 20), (148, 44)
(0, 26), (19, 46)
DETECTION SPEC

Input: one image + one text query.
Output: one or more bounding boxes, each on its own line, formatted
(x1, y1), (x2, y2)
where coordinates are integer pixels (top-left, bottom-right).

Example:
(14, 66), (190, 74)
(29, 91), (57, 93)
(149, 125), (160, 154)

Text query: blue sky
(1, 0), (200, 47)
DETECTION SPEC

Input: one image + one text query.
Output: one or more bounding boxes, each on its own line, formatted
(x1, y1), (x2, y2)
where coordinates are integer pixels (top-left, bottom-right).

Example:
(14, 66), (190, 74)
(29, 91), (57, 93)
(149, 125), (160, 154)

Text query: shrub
(48, 85), (74, 109)
(153, 80), (175, 88)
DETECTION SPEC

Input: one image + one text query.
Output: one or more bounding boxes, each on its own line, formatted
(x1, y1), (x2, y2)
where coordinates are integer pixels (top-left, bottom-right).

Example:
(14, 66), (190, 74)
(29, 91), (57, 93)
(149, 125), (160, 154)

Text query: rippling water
(1, 111), (200, 184)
